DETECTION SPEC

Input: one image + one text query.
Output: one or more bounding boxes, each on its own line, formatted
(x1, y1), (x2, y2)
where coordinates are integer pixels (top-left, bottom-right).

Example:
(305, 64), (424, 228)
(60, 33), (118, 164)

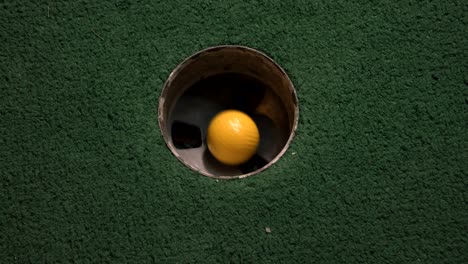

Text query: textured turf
(1, 0), (467, 263)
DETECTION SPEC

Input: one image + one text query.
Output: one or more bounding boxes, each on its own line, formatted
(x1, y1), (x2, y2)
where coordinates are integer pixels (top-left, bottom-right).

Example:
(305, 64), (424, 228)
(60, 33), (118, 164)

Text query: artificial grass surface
(1, 0), (467, 263)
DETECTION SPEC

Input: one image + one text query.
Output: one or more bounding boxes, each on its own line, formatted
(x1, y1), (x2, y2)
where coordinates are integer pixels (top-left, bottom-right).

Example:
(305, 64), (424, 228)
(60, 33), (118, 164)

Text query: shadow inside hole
(202, 148), (241, 176)
(171, 121), (202, 149)
(185, 73), (266, 115)
(202, 148), (269, 175)
(238, 154), (269, 174)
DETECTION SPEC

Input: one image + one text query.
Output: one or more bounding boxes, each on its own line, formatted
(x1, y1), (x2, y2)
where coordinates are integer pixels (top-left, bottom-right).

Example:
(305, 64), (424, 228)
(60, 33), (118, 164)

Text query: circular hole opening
(158, 46), (299, 179)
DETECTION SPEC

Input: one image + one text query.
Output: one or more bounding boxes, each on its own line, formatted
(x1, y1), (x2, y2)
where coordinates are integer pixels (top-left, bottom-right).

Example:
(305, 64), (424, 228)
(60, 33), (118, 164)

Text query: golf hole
(158, 45), (299, 179)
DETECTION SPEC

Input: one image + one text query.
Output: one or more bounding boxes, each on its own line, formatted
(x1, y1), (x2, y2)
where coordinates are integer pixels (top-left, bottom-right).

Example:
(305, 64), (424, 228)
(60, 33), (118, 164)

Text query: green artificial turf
(1, 0), (467, 263)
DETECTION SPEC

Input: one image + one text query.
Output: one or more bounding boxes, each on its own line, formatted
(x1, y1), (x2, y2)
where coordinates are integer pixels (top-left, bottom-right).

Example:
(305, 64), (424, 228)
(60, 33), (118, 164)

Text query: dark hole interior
(171, 121), (202, 149)
(238, 154), (269, 174)
(170, 72), (282, 175)
(185, 73), (266, 115)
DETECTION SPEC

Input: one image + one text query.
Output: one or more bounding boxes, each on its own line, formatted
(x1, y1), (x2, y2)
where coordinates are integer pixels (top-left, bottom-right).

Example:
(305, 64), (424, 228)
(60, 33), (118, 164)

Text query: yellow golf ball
(207, 110), (260, 165)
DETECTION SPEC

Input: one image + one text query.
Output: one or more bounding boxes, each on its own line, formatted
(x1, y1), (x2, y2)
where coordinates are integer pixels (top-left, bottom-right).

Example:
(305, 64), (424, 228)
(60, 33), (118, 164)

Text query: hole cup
(158, 45), (299, 179)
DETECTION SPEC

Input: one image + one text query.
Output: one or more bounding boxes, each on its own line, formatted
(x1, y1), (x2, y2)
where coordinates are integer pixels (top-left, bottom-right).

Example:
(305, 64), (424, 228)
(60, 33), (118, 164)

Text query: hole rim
(158, 45), (299, 180)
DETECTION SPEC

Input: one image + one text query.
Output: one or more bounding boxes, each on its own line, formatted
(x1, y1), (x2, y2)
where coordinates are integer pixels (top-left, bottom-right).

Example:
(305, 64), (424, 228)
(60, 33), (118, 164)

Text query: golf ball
(207, 110), (259, 165)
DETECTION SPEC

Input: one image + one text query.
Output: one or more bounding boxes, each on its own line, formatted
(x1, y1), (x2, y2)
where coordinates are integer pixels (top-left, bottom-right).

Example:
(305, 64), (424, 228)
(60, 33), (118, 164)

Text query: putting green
(1, 1), (466, 262)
